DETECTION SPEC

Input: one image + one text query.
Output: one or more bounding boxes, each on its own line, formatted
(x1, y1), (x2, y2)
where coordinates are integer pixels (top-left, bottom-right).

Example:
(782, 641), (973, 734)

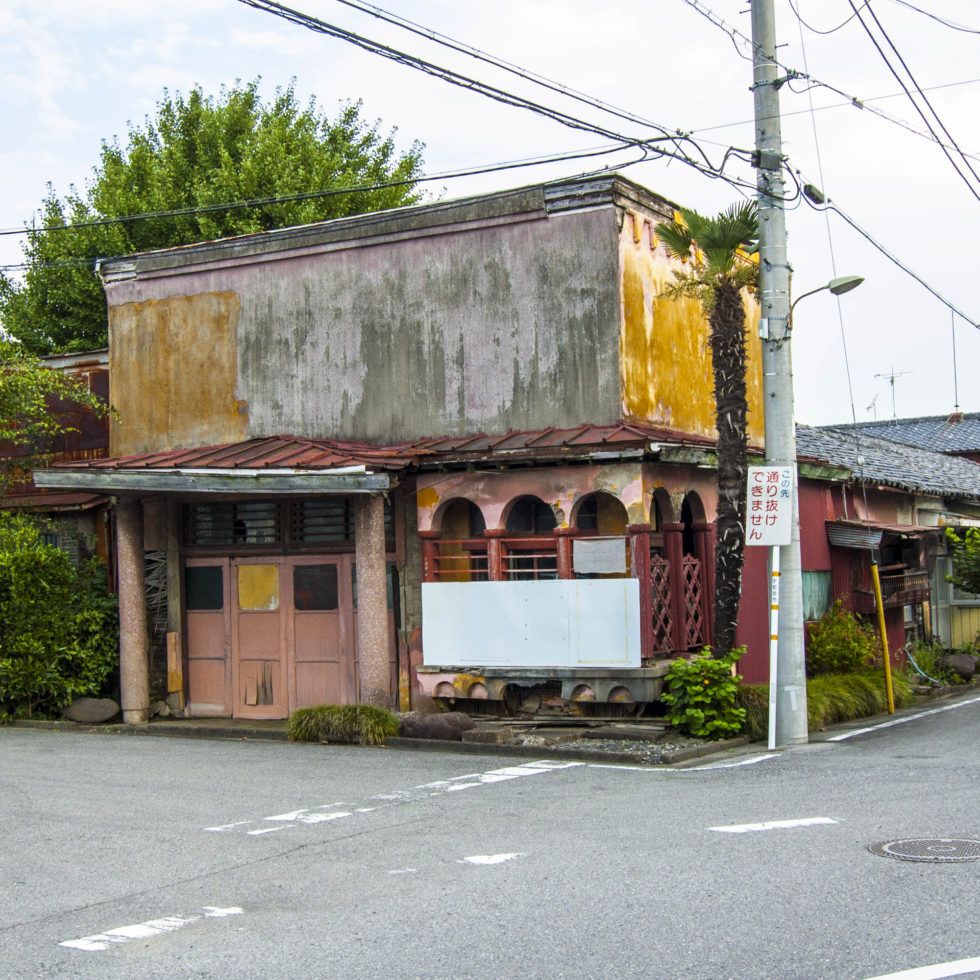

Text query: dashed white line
(862, 956), (980, 980)
(828, 695), (980, 741)
(204, 760), (582, 835)
(60, 907), (243, 952)
(708, 816), (838, 834)
(459, 853), (525, 865)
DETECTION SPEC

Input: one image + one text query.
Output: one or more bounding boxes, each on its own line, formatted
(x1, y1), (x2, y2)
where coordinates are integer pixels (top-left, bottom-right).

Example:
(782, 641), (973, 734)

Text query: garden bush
(0, 514), (118, 721)
(662, 648), (747, 740)
(737, 670), (913, 741)
(805, 600), (880, 676)
(287, 703), (400, 746)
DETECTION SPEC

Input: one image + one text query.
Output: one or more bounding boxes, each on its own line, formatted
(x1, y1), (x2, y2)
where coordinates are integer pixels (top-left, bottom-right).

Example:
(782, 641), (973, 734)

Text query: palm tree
(655, 202), (759, 657)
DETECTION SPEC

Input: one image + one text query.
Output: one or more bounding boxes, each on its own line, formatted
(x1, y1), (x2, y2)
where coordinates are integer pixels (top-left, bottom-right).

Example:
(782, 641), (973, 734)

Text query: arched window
(574, 491), (628, 535)
(505, 495), (557, 535)
(438, 498), (486, 538)
(681, 492), (705, 557)
(433, 498), (487, 581)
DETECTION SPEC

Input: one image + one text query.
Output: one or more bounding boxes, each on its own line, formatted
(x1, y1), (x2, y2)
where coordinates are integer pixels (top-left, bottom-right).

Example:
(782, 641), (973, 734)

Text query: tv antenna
(874, 367), (912, 418)
(866, 394), (880, 421)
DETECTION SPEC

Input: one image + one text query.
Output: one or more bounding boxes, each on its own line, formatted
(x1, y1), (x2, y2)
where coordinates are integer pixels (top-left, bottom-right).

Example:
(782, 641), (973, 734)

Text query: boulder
(63, 698), (120, 724)
(938, 653), (977, 682)
(399, 711), (475, 741)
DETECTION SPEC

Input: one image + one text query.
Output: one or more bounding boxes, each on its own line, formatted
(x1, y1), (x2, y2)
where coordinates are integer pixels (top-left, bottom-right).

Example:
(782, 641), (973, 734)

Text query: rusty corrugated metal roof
(49, 423), (706, 475)
(1, 491), (108, 512)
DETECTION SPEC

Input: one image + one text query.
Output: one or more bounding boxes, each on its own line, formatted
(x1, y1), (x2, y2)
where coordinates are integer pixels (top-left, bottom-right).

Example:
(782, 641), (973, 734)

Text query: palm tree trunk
(709, 282), (748, 656)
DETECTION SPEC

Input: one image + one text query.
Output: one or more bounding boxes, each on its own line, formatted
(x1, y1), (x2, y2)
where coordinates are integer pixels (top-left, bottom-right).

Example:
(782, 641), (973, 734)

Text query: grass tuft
(287, 704), (400, 746)
(737, 670), (913, 741)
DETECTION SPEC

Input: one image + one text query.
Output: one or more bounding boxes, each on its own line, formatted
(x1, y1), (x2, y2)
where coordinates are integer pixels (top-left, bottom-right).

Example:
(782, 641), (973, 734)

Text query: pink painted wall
(736, 546), (770, 684)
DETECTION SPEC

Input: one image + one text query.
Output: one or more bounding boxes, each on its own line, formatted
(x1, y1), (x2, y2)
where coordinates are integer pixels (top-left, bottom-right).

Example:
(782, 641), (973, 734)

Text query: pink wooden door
(288, 557), (356, 709)
(184, 558), (232, 716)
(231, 559), (287, 719)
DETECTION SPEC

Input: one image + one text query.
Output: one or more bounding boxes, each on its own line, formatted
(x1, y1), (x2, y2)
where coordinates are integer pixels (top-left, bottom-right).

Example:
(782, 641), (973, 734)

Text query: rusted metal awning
(0, 490), (108, 512)
(826, 520), (940, 550)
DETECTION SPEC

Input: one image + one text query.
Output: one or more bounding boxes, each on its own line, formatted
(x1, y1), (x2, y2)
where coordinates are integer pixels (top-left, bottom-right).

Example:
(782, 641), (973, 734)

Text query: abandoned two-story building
(38, 174), (779, 722)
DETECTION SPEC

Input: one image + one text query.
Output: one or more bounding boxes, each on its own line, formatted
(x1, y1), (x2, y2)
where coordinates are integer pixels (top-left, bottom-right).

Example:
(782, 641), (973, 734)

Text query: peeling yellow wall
(619, 214), (765, 446)
(109, 291), (247, 455)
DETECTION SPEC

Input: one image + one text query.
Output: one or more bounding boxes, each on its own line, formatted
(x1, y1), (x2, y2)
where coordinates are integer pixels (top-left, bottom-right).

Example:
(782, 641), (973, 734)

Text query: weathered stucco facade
(104, 177), (763, 455)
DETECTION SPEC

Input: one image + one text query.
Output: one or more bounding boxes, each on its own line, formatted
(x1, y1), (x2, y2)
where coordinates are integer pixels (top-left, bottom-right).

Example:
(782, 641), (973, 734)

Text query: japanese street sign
(745, 465), (794, 546)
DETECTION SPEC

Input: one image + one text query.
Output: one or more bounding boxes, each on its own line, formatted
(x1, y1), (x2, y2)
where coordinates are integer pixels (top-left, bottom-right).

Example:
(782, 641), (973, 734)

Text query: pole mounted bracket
(752, 148), (783, 171)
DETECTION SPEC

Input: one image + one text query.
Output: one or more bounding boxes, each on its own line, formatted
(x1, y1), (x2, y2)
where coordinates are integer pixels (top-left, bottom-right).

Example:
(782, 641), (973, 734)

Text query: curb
(383, 734), (751, 768)
(9, 719), (289, 742)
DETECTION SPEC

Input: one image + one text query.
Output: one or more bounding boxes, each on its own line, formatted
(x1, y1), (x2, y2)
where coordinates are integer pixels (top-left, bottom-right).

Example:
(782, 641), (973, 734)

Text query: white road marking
(709, 816), (838, 834)
(204, 760), (582, 835)
(863, 956), (980, 980)
(587, 753), (780, 773)
(459, 853), (524, 865)
(387, 868), (418, 875)
(60, 907), (243, 951)
(828, 695), (980, 741)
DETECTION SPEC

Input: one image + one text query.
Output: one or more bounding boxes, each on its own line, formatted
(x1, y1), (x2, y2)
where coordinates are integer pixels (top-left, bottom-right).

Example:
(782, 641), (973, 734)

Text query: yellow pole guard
(870, 562), (895, 715)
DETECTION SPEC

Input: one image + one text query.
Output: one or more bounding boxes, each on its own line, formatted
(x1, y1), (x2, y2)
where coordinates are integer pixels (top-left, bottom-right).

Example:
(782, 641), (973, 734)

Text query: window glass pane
(802, 570), (832, 621)
(238, 564), (279, 611)
(294, 564), (338, 611)
(186, 566), (223, 610)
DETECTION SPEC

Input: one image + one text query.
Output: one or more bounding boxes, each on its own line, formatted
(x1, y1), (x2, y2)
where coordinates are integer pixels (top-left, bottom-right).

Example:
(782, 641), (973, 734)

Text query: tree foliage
(655, 203), (758, 657)
(0, 513), (118, 720)
(946, 527), (980, 596)
(0, 81), (425, 353)
(0, 338), (106, 488)
(804, 599), (880, 676)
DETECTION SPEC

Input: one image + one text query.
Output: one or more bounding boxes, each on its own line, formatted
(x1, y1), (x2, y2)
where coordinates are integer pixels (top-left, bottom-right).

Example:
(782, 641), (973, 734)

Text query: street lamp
(789, 276), (864, 322)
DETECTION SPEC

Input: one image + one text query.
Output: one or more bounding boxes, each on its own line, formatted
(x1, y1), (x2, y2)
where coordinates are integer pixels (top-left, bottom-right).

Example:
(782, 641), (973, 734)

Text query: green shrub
(287, 704), (400, 746)
(805, 600), (879, 676)
(736, 670), (913, 740)
(0, 514), (118, 721)
(904, 639), (957, 685)
(661, 648), (747, 740)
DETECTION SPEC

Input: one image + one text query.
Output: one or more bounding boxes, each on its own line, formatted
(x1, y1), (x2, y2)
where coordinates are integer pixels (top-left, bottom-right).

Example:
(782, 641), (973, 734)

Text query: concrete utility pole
(750, 0), (808, 744)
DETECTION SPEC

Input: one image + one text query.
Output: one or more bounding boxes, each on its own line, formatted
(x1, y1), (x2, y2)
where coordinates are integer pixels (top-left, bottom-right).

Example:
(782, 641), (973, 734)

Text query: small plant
(904, 638), (957, 685)
(805, 600), (879, 676)
(736, 670), (913, 740)
(287, 704), (400, 746)
(661, 648), (747, 740)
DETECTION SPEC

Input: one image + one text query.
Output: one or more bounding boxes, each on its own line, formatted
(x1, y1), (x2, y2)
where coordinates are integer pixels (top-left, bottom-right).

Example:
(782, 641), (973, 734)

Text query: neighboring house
(0, 349), (111, 568)
(38, 173), (776, 722)
(833, 412), (980, 465)
(796, 424), (980, 653)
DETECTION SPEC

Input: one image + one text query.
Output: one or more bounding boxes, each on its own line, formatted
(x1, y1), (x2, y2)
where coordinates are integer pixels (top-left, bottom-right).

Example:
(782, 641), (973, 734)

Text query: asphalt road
(1, 694), (978, 980)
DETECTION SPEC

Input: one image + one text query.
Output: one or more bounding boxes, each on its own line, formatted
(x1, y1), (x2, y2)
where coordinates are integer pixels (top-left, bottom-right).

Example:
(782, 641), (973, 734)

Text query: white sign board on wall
(421, 579), (641, 669)
(745, 465), (794, 546)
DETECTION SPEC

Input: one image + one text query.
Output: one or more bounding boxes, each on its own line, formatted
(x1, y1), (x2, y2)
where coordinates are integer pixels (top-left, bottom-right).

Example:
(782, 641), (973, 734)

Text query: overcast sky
(1, 0), (977, 426)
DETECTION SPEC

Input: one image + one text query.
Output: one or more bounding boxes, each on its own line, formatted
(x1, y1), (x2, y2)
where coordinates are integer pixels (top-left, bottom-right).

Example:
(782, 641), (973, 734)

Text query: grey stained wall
(106, 203), (624, 451)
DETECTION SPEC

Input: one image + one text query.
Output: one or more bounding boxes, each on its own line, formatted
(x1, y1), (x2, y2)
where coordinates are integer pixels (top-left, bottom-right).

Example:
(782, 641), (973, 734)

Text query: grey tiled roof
(796, 424), (980, 500)
(830, 413), (980, 454)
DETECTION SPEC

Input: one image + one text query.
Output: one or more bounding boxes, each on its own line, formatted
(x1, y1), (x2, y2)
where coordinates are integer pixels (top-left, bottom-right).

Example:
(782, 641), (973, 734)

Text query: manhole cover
(869, 838), (980, 863)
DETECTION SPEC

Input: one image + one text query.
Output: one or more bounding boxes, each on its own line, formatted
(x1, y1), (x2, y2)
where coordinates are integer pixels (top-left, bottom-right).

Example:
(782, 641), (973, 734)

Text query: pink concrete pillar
(628, 523), (653, 661)
(355, 494), (391, 708)
(115, 498), (150, 724)
(420, 530), (439, 582)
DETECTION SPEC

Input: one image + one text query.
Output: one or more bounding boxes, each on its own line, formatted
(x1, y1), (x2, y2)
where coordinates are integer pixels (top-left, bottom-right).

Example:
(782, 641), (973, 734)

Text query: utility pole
(751, 0), (808, 745)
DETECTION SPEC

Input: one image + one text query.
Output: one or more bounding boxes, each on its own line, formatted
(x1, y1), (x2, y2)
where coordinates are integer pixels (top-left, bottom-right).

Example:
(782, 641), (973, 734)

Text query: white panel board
(573, 536), (627, 574)
(422, 579), (640, 669)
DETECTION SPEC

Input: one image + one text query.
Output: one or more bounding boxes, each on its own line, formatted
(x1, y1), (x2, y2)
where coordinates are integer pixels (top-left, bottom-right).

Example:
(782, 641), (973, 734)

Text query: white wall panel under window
(422, 579), (640, 669)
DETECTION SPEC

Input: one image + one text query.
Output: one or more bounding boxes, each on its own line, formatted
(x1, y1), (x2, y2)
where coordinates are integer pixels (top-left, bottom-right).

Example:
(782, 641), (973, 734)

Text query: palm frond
(654, 219), (693, 261)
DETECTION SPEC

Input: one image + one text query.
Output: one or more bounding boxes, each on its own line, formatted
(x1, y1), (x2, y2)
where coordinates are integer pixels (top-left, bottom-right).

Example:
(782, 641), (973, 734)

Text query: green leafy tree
(655, 203), (759, 657)
(0, 81), (425, 353)
(0, 338), (106, 488)
(0, 513), (118, 720)
(946, 527), (980, 596)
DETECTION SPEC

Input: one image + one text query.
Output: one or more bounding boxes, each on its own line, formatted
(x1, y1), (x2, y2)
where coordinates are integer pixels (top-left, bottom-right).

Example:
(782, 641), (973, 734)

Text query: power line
(0, 143), (635, 239)
(786, 0), (866, 35)
(803, 190), (979, 328)
(333, 0), (719, 174)
(847, 0), (980, 200)
(682, 0), (980, 167)
(887, 0), (980, 34)
(235, 0), (769, 199)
